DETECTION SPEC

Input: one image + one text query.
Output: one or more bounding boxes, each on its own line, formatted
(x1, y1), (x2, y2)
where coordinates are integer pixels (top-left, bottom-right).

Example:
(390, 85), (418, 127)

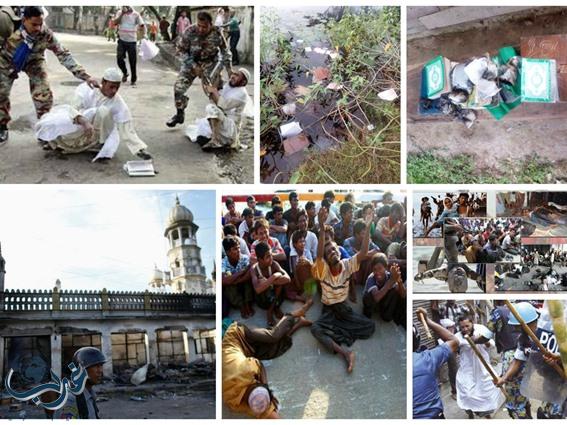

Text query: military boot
(0, 124), (7, 145)
(166, 109), (185, 127)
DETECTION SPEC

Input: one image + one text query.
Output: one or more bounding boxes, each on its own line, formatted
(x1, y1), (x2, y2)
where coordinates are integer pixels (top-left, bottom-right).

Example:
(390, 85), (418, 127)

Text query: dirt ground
(407, 8), (567, 181)
(0, 32), (253, 184)
(0, 381), (215, 419)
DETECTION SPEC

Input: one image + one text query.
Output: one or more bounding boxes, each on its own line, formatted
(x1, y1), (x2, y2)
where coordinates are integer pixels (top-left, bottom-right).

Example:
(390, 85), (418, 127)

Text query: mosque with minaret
(149, 196), (215, 295)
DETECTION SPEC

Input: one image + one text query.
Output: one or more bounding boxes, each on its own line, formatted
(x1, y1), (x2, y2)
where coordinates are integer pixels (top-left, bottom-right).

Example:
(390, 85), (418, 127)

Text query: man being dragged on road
(186, 68), (253, 151)
(34, 67), (152, 162)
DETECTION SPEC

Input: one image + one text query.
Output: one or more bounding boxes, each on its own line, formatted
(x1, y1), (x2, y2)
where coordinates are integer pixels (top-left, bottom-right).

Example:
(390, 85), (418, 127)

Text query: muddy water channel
(260, 7), (348, 183)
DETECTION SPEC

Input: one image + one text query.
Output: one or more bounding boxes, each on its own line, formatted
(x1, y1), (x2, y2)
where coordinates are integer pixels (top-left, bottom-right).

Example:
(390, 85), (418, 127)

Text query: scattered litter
(280, 121), (303, 138)
(296, 39), (303, 44)
(154, 390), (176, 400)
(313, 47), (327, 54)
(367, 124), (375, 131)
(131, 364), (148, 386)
(283, 133), (310, 155)
(281, 102), (296, 115)
(328, 52), (340, 59)
(130, 396), (146, 402)
(326, 82), (343, 91)
(123, 160), (156, 177)
(312, 67), (330, 83)
(304, 46), (312, 52)
(378, 88), (398, 101)
(294, 85), (311, 96)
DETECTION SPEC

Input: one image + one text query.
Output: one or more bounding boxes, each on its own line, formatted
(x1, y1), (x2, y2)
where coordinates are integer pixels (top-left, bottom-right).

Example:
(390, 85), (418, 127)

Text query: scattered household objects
(312, 67), (330, 83)
(281, 103), (297, 115)
(123, 160), (156, 177)
(378, 88), (398, 101)
(422, 55), (452, 99)
(521, 58), (559, 103)
(131, 364), (149, 386)
(283, 133), (310, 155)
(280, 121), (303, 138)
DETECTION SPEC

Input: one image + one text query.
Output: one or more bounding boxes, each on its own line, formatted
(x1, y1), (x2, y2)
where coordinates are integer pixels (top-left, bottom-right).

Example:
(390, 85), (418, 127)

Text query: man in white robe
(455, 315), (504, 418)
(185, 67), (252, 150)
(34, 67), (152, 162)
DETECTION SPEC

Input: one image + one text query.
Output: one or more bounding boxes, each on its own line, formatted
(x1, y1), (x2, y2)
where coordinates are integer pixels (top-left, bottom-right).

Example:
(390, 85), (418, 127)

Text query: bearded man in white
(186, 67), (252, 150)
(34, 67), (152, 162)
(455, 315), (504, 419)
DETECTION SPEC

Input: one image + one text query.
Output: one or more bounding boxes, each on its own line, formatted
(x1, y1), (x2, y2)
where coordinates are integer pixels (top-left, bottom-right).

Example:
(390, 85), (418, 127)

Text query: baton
(464, 335), (507, 396)
(504, 300), (566, 380)
(418, 311), (432, 339)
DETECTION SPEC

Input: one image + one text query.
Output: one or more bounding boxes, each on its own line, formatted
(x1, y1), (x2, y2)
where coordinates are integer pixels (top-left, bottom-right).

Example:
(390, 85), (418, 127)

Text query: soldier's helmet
(73, 347), (107, 369)
(508, 302), (539, 325)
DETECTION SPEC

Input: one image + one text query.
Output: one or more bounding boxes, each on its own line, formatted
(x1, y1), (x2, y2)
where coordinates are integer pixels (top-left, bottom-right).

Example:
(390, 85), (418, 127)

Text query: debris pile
(113, 360), (214, 385)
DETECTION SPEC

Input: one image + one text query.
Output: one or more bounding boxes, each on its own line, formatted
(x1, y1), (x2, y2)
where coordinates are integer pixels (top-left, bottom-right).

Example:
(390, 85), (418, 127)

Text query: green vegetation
(408, 152), (553, 184)
(260, 7), (401, 183)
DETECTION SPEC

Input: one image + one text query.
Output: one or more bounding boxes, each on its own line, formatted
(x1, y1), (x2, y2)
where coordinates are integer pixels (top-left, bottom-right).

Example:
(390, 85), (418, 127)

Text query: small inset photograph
(412, 191), (487, 239)
(413, 299), (567, 419)
(0, 6), (254, 183)
(221, 190), (406, 418)
(495, 243), (567, 291)
(444, 218), (522, 264)
(260, 6), (400, 183)
(413, 246), (485, 293)
(497, 192), (567, 237)
(407, 6), (567, 184)
(0, 190), (216, 419)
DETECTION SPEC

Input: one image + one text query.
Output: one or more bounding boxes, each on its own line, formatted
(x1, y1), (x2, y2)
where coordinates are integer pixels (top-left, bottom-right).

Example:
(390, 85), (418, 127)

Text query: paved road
(222, 285), (407, 419)
(0, 32), (253, 184)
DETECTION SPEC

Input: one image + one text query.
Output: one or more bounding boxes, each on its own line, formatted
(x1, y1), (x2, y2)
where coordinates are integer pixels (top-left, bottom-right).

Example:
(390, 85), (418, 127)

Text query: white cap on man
(238, 67), (250, 84)
(248, 386), (270, 416)
(102, 67), (123, 83)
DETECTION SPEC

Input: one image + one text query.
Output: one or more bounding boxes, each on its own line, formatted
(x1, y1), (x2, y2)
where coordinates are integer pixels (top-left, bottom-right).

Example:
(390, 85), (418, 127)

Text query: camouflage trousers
(173, 61), (218, 110)
(501, 349), (530, 418)
(0, 64), (53, 125)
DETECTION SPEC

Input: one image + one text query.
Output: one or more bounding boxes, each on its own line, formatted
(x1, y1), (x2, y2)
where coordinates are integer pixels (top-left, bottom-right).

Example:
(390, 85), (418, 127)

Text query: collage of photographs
(0, 2), (566, 422)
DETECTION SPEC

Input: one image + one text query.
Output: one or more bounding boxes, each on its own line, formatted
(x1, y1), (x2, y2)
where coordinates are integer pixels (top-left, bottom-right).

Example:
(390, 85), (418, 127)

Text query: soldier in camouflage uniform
(0, 6), (98, 143)
(166, 11), (232, 128)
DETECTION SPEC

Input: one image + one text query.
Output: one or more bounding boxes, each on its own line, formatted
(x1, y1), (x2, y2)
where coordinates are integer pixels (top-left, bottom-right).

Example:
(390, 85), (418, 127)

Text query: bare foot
(288, 316), (312, 336)
(346, 351), (355, 374)
(274, 306), (284, 319)
(291, 298), (314, 318)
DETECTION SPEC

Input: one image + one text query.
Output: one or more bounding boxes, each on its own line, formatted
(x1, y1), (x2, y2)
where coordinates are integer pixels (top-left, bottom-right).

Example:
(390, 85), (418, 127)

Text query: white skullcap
(238, 67), (250, 84)
(440, 318), (455, 329)
(248, 386), (270, 416)
(102, 68), (123, 83)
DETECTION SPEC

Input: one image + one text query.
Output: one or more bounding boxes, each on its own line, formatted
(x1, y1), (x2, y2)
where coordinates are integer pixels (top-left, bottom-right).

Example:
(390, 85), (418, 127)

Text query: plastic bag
(139, 39), (159, 61)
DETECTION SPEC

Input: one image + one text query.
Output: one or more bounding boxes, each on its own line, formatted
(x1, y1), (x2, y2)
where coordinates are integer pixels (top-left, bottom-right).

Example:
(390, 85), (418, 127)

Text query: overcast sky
(0, 189), (215, 292)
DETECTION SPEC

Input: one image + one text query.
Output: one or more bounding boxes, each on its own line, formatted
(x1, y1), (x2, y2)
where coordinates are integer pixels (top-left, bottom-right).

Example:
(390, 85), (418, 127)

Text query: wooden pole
(464, 335), (507, 396)
(504, 300), (566, 380)
(418, 311), (432, 339)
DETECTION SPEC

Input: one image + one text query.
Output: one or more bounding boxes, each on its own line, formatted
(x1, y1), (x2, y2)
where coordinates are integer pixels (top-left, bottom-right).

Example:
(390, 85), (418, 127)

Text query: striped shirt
(312, 256), (359, 305)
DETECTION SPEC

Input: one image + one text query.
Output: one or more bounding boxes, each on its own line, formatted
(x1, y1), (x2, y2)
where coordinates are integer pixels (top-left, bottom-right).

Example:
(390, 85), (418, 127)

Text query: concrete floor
(222, 285), (407, 419)
(499, 264), (567, 291)
(0, 32), (253, 184)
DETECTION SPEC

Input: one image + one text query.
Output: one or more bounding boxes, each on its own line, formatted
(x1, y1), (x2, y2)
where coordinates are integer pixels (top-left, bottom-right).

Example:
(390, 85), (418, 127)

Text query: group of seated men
(221, 190), (408, 330)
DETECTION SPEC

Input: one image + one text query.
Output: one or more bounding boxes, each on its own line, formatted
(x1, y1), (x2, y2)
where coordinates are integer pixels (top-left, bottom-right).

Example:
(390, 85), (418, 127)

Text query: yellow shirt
(222, 323), (277, 418)
(311, 256), (359, 305)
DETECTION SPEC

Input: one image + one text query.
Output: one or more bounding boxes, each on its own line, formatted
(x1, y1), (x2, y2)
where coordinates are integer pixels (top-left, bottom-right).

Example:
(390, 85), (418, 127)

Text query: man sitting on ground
(34, 67), (152, 162)
(222, 236), (254, 319)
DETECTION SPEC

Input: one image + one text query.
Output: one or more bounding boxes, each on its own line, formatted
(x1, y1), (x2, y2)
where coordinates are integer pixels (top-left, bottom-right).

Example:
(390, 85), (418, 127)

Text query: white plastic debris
(476, 79), (500, 100)
(326, 82), (343, 91)
(131, 364), (149, 385)
(328, 52), (340, 59)
(139, 39), (159, 61)
(367, 124), (375, 131)
(280, 121), (303, 138)
(305, 47), (312, 52)
(464, 57), (489, 85)
(314, 47), (327, 54)
(281, 103), (296, 115)
(378, 88), (398, 101)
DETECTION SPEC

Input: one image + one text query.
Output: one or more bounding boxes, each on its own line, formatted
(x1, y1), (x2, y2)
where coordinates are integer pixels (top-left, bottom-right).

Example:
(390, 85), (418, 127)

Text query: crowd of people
(221, 190), (407, 418)
(413, 300), (567, 419)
